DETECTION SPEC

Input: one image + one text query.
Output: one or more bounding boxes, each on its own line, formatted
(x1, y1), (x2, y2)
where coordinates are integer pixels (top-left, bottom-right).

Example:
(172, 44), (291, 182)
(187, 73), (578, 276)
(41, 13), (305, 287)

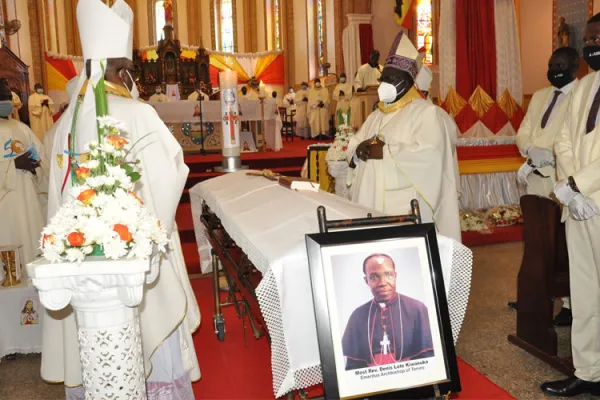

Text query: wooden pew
(508, 195), (573, 375)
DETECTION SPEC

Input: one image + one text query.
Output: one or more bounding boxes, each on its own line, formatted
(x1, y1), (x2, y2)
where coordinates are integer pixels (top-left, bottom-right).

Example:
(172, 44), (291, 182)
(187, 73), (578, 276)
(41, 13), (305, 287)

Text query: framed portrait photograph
(306, 223), (460, 399)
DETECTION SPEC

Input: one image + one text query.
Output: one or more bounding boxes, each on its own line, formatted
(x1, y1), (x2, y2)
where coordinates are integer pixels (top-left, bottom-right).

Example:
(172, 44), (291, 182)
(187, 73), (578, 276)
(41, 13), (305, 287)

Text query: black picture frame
(305, 223), (460, 400)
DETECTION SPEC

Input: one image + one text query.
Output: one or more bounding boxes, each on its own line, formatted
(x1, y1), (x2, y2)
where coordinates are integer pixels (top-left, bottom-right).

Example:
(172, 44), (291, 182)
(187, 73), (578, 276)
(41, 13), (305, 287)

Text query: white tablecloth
(151, 100), (283, 151)
(0, 283), (43, 360)
(190, 172), (473, 397)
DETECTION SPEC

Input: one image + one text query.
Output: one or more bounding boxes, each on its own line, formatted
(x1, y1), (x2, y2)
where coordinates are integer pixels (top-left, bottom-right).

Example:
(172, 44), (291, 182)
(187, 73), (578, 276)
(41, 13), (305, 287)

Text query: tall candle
(259, 80), (266, 97)
(219, 70), (241, 161)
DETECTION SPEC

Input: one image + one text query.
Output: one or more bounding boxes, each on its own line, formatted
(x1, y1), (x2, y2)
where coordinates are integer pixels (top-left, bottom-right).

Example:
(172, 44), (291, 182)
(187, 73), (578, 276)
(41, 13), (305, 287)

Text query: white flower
(65, 248), (85, 263)
(90, 149), (99, 157)
(81, 160), (100, 170)
(103, 237), (128, 260)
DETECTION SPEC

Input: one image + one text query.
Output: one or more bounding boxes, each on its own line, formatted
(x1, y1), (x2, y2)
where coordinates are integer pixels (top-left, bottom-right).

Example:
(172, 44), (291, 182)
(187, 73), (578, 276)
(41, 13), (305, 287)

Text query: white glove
(517, 162), (535, 185)
(554, 180), (579, 206)
(527, 146), (555, 168)
(568, 194), (600, 221)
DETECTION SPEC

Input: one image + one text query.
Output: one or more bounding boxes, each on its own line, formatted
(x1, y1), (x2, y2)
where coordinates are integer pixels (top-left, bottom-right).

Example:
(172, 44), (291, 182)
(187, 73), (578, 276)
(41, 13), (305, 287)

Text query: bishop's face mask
(584, 45), (600, 71)
(124, 70), (139, 100)
(547, 70), (573, 89)
(0, 100), (14, 118)
(378, 81), (408, 104)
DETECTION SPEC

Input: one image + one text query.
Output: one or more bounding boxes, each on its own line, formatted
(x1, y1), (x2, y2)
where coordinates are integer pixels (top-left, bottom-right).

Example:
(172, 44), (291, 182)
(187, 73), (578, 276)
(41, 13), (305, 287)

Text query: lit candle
(217, 69), (244, 172)
(219, 69), (238, 90)
(259, 81), (266, 98)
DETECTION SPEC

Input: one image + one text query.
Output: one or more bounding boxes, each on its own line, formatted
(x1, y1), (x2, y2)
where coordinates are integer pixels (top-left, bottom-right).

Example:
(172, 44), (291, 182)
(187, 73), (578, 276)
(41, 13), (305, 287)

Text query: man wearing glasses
(342, 254), (434, 371)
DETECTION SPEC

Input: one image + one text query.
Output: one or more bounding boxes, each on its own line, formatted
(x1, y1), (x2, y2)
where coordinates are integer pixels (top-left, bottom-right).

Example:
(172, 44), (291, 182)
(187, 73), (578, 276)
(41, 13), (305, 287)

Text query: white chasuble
(45, 87), (201, 386)
(295, 89), (310, 130)
(354, 63), (383, 91)
(346, 90), (461, 242)
(28, 93), (54, 143)
(308, 87), (330, 137)
(0, 119), (48, 265)
(11, 91), (23, 121)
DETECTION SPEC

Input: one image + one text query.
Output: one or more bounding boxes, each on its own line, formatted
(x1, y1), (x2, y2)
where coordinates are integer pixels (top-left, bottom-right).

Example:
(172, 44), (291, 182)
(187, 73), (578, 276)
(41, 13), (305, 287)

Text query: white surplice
(0, 118), (48, 264)
(308, 87), (330, 137)
(45, 82), (201, 390)
(149, 93), (170, 103)
(294, 89), (310, 137)
(28, 93), (54, 143)
(10, 91), (22, 121)
(354, 63), (382, 91)
(346, 88), (461, 242)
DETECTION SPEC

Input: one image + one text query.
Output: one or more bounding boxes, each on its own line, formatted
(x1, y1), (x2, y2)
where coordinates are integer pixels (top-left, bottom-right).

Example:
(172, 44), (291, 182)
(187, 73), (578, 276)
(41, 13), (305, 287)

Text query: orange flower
(113, 224), (133, 242)
(67, 232), (85, 247)
(42, 234), (54, 247)
(106, 135), (129, 150)
(75, 167), (90, 181)
(129, 192), (144, 205)
(77, 189), (96, 205)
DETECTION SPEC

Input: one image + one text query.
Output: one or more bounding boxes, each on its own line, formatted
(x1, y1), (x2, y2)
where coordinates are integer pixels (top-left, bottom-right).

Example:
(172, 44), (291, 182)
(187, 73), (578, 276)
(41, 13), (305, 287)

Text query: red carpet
(190, 278), (514, 399)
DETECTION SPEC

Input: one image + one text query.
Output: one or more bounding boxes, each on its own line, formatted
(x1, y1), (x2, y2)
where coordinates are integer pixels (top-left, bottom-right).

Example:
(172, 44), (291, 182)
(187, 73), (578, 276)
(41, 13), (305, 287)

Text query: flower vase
(327, 160), (351, 200)
(27, 256), (159, 399)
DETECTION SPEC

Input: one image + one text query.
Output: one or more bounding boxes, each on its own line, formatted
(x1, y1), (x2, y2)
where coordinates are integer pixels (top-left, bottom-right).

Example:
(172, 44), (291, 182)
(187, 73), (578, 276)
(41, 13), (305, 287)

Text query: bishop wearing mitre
(346, 32), (461, 242)
(44, 1), (201, 398)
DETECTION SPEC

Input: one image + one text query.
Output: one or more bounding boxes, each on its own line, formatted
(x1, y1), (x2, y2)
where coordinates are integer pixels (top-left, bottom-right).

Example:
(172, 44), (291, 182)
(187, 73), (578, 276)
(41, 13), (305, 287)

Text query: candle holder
(1, 245), (23, 287)
(257, 96), (266, 152)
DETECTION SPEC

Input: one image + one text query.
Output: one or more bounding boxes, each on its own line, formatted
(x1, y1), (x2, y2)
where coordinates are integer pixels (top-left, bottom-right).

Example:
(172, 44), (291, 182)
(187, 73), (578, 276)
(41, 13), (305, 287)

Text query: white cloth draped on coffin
(190, 171), (473, 398)
(151, 99), (283, 151)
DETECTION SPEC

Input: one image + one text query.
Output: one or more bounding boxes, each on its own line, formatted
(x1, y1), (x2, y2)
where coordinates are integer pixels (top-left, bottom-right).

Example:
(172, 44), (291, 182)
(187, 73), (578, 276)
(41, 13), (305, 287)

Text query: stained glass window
(274, 0), (281, 50)
(155, 0), (166, 42)
(220, 0), (235, 52)
(317, 0), (325, 73)
(416, 0), (433, 64)
(0, 3), (5, 48)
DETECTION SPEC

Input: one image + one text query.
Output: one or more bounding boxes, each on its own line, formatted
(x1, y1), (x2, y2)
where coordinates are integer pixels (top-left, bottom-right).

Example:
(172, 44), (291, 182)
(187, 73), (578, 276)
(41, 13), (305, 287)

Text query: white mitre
(77, 0), (134, 61)
(415, 64), (433, 93)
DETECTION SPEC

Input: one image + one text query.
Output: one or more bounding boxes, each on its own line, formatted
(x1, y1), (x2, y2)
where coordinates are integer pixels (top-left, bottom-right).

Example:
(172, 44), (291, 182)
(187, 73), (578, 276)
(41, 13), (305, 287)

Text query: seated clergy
(188, 84), (210, 101)
(342, 254), (434, 370)
(346, 32), (461, 242)
(0, 83), (47, 265)
(516, 47), (579, 327)
(149, 86), (169, 102)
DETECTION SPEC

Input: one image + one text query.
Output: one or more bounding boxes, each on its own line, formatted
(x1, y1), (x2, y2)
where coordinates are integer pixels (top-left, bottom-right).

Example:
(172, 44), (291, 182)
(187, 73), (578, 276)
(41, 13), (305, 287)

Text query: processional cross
(223, 110), (238, 145)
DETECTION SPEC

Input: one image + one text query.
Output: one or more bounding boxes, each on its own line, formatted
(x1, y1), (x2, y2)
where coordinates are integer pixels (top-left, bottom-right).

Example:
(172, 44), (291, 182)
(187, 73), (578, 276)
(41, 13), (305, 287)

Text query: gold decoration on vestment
(377, 86), (423, 114)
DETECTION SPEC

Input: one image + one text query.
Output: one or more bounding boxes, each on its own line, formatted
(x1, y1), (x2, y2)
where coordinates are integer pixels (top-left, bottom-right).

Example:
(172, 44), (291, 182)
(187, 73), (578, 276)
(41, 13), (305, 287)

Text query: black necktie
(587, 87), (600, 134)
(541, 91), (561, 129)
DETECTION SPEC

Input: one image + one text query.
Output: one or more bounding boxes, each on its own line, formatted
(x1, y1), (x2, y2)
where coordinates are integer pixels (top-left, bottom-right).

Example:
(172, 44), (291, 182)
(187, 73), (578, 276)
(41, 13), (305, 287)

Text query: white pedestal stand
(27, 257), (158, 399)
(327, 160), (351, 200)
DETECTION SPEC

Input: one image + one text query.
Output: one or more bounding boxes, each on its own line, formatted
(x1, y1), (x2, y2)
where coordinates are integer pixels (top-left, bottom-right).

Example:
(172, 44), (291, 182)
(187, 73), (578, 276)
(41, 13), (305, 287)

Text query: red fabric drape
(359, 24), (374, 65)
(455, 0), (497, 100)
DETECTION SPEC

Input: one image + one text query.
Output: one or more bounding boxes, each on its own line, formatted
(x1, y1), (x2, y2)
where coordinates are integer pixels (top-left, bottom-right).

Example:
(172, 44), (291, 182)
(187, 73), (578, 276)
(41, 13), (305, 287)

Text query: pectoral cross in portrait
(223, 109), (238, 145)
(380, 331), (391, 355)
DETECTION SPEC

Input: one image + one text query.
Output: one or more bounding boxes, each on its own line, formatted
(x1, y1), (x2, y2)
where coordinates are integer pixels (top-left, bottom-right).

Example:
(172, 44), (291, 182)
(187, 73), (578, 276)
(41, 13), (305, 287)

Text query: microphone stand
(197, 90), (206, 155)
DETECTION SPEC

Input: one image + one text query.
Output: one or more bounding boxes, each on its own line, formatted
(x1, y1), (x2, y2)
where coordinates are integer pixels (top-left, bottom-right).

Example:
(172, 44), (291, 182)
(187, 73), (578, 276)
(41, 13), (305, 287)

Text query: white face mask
(36, 88), (44, 94)
(156, 89), (162, 94)
(289, 88), (294, 93)
(315, 83), (322, 88)
(377, 81), (407, 104)
(125, 70), (139, 100)
(0, 100), (14, 118)
(340, 78), (346, 83)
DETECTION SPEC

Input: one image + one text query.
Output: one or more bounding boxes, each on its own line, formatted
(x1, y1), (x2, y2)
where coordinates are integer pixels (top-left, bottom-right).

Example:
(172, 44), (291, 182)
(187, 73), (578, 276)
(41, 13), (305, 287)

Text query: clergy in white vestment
(516, 48), (579, 326)
(346, 32), (461, 243)
(354, 50), (383, 92)
(544, 16), (600, 396)
(149, 86), (169, 103)
(308, 78), (330, 138)
(188, 88), (210, 101)
(516, 47), (579, 199)
(28, 83), (54, 143)
(0, 78), (23, 121)
(283, 86), (297, 116)
(44, 1), (201, 398)
(333, 73), (353, 126)
(0, 85), (47, 265)
(295, 82), (310, 137)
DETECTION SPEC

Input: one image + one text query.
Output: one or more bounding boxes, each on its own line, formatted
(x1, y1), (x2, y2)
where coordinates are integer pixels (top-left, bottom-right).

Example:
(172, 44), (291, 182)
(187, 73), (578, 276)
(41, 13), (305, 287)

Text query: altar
(152, 99), (283, 152)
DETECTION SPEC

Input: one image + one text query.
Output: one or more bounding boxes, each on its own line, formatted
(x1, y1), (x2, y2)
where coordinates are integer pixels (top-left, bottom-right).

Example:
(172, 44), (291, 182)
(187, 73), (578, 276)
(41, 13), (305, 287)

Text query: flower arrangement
(460, 205), (523, 233)
(326, 109), (354, 162)
(40, 64), (168, 263)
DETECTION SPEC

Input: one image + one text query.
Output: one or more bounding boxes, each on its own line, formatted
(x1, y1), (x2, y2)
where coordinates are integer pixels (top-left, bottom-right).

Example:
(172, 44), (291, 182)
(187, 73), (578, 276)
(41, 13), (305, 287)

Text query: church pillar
(27, 0), (47, 87)
(282, 0), (293, 87)
(187, 0), (202, 46)
(334, 0), (344, 75)
(64, 0), (82, 56)
(124, 0), (138, 49)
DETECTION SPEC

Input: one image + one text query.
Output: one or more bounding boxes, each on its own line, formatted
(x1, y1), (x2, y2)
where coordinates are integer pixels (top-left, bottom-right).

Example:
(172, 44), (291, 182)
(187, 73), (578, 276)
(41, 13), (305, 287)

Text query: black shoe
(554, 307), (573, 326)
(507, 301), (518, 310)
(541, 377), (600, 397)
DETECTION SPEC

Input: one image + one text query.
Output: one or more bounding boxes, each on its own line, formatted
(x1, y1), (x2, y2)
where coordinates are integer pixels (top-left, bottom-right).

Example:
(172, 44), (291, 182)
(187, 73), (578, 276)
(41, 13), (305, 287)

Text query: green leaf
(129, 172), (141, 183)
(120, 163), (134, 174)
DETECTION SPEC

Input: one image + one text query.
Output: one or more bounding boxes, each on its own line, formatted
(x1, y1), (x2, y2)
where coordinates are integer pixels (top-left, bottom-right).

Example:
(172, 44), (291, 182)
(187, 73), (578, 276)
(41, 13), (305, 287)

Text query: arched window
(219, 0), (235, 52)
(155, 0), (166, 42)
(274, 0), (282, 50)
(416, 0), (434, 64)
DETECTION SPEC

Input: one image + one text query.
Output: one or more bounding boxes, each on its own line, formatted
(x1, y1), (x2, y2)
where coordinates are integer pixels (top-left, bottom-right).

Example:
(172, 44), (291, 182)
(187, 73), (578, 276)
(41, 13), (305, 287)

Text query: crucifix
(223, 108), (238, 145)
(380, 331), (391, 355)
